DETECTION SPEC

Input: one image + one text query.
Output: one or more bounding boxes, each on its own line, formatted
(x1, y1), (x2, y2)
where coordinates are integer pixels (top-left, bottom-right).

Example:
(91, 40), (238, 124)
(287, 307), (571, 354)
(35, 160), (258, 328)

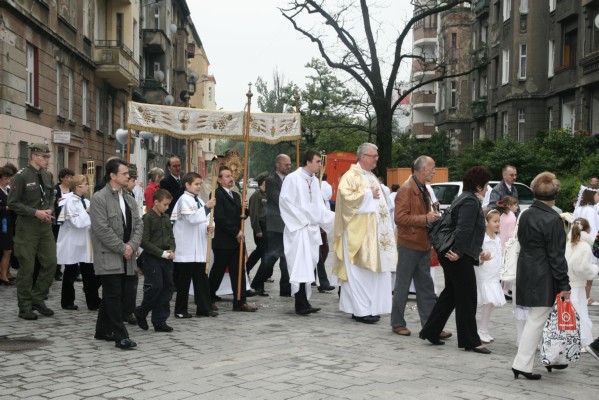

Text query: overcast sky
(188, 1), (413, 111)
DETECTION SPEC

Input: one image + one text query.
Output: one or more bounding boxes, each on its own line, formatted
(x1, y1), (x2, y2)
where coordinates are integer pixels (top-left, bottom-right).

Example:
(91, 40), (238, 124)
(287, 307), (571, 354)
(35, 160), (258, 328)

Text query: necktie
(177, 178), (182, 189)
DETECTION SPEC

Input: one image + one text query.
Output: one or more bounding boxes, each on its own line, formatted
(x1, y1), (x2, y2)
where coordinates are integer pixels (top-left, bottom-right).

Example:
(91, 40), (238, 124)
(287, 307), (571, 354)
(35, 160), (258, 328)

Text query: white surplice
(171, 191), (213, 263)
(336, 170), (394, 317)
(57, 193), (93, 264)
(280, 168), (335, 298)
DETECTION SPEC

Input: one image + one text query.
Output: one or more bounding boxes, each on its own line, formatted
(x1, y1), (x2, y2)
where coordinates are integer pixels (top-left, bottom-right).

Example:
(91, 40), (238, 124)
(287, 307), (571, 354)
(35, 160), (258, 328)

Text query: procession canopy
(127, 101), (301, 144)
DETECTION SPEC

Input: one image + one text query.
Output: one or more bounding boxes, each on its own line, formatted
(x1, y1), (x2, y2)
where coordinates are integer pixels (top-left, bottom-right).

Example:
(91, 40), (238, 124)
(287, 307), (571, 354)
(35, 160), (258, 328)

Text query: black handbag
(426, 194), (468, 254)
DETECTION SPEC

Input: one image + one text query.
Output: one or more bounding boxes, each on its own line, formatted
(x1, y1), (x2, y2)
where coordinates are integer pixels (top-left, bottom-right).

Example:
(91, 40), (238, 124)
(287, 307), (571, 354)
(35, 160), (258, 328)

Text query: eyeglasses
(363, 154), (379, 159)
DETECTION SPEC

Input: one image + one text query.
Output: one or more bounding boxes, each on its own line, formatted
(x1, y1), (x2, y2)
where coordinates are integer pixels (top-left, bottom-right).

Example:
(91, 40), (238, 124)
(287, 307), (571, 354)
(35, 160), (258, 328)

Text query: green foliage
(392, 131), (452, 170)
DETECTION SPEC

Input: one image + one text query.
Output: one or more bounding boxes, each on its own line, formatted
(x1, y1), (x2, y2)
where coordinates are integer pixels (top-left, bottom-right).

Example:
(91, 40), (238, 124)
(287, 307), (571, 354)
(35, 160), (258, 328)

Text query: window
(96, 90), (102, 131)
(450, 81), (457, 108)
(563, 29), (577, 67)
(82, 2), (89, 38)
(26, 43), (38, 106)
(519, 0), (528, 14)
(439, 83), (446, 110)
(503, 0), (511, 21)
(56, 63), (62, 116)
(502, 49), (510, 85)
(518, 44), (527, 79)
(450, 33), (457, 61)
(107, 95), (113, 136)
(18, 141), (29, 168)
(548, 40), (555, 77)
(68, 70), (73, 120)
(592, 8), (599, 54)
(517, 109), (525, 141)
(548, 107), (553, 129)
(493, 57), (499, 86)
(502, 112), (508, 137)
(154, 5), (160, 29)
(472, 79), (477, 100)
(549, 0), (556, 13)
(561, 98), (575, 133)
(480, 76), (488, 97)
(82, 79), (89, 126)
(116, 13), (124, 46)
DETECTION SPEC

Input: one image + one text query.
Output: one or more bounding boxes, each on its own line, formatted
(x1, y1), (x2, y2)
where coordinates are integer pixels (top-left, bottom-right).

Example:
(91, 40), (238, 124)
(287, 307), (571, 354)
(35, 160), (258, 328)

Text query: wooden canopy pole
(237, 84), (253, 301)
(205, 159), (218, 274)
(294, 92), (300, 168)
(126, 84), (133, 163)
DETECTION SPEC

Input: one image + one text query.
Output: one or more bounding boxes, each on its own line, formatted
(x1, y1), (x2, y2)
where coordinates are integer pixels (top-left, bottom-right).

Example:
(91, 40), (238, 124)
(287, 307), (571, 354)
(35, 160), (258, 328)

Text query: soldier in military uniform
(7, 143), (57, 320)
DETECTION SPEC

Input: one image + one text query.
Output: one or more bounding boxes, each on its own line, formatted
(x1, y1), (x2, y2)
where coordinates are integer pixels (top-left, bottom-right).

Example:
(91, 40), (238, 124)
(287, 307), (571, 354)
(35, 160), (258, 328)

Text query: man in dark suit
(160, 156), (183, 215)
(250, 154), (292, 297)
(209, 166), (257, 312)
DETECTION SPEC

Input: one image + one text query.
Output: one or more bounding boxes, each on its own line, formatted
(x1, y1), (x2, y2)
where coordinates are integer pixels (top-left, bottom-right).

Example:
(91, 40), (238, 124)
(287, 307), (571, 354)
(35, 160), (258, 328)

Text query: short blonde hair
(530, 171), (560, 200)
(148, 167), (164, 182)
(69, 175), (88, 192)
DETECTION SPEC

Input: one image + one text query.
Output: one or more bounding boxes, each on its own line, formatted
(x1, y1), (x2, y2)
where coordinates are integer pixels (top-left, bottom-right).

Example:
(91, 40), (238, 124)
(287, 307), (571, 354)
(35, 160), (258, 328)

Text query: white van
(430, 181), (533, 211)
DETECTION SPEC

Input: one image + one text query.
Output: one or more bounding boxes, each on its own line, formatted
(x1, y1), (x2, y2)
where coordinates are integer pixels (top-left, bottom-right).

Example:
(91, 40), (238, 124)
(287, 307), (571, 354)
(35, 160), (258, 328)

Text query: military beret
(256, 171), (269, 185)
(29, 143), (50, 153)
(128, 164), (138, 178)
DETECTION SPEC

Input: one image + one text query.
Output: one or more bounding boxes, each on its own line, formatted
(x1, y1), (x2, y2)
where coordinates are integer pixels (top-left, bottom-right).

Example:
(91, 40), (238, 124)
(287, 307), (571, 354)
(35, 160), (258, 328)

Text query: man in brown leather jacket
(390, 156), (451, 340)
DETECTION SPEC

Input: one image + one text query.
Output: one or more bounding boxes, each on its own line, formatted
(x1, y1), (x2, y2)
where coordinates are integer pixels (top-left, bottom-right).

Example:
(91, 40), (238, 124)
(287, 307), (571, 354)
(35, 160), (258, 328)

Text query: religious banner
(127, 101), (301, 143)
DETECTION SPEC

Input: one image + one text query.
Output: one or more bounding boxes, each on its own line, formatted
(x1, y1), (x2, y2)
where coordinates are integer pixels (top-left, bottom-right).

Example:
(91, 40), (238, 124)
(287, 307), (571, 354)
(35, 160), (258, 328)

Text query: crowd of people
(2, 142), (599, 380)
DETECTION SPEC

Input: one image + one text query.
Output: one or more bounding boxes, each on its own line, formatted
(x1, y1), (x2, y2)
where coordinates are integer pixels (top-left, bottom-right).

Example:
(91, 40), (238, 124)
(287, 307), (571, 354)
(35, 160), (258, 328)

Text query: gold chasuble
(332, 164), (397, 282)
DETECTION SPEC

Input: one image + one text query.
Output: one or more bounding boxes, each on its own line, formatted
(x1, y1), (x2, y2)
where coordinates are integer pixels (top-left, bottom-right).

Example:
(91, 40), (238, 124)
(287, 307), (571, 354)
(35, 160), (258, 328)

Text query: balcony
(143, 29), (169, 54)
(474, 0), (490, 16)
(411, 91), (436, 108)
(471, 99), (487, 119)
(472, 46), (489, 69)
(580, 51), (599, 76)
(187, 43), (195, 58)
(140, 78), (168, 104)
(412, 59), (438, 74)
(94, 41), (139, 88)
(555, 0), (578, 22)
(412, 122), (436, 138)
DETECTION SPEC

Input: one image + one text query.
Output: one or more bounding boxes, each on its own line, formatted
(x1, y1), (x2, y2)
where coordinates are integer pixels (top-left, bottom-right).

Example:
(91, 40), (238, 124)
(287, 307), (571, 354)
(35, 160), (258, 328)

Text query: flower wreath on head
(575, 185), (599, 208)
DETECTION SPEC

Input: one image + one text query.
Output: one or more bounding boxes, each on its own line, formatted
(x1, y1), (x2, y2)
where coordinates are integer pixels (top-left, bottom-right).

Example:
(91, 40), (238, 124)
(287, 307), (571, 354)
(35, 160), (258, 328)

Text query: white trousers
(512, 306), (552, 373)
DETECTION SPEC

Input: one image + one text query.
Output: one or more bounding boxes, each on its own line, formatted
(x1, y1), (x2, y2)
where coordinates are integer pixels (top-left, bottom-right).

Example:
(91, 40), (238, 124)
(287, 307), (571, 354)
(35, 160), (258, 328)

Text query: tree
(280, 0), (475, 173)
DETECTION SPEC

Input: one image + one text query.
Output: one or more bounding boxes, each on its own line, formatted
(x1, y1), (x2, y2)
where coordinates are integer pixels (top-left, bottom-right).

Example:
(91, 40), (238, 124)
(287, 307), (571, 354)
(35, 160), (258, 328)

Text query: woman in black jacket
(419, 166), (492, 354)
(511, 172), (570, 380)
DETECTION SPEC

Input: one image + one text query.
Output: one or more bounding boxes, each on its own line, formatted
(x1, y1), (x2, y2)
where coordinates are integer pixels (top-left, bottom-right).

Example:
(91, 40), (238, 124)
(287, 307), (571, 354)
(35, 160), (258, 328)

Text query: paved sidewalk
(1, 221), (598, 399)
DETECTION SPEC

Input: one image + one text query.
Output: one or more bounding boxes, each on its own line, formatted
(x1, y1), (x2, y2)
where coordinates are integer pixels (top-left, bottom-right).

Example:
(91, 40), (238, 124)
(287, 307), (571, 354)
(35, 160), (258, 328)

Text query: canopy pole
(185, 93), (191, 172)
(237, 84), (253, 301)
(294, 92), (301, 168)
(205, 158), (218, 274)
(126, 84), (133, 164)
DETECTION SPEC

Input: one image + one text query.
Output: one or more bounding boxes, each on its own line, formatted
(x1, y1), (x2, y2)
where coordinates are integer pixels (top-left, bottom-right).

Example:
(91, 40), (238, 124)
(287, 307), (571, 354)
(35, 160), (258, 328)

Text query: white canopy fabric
(127, 101), (301, 144)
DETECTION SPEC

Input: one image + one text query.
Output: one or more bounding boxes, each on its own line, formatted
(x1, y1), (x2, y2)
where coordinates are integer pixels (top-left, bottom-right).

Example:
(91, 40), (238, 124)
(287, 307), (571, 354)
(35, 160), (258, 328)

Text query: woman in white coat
(566, 218), (599, 347)
(57, 175), (101, 310)
(171, 172), (216, 319)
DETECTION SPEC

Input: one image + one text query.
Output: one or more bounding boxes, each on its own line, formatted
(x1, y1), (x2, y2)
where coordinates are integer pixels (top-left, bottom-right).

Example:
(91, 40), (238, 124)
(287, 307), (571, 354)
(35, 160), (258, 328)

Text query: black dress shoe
(545, 364), (568, 372)
(196, 311), (219, 317)
(175, 312), (193, 319)
(61, 305), (79, 311)
(94, 332), (116, 342)
(466, 346), (491, 354)
(115, 338), (137, 350)
(246, 290), (257, 297)
(280, 293), (292, 297)
(296, 308), (311, 315)
(0, 278), (15, 286)
(213, 295), (222, 301)
(134, 309), (148, 330)
(354, 315), (379, 324)
(122, 313), (137, 325)
(256, 290), (269, 297)
(419, 335), (445, 345)
(318, 285), (335, 292)
(512, 368), (541, 380)
(308, 307), (321, 313)
(154, 323), (174, 332)
(18, 309), (38, 320)
(32, 303), (54, 316)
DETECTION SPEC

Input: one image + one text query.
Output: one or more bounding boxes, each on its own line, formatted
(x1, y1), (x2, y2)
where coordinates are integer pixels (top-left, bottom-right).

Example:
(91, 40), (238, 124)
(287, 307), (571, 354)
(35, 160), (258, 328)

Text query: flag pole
(205, 159), (218, 274)
(237, 83), (252, 301)
(294, 92), (300, 168)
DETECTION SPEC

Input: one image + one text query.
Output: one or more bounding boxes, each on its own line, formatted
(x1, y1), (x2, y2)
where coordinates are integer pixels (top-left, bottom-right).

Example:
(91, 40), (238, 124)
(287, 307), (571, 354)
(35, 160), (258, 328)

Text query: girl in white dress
(476, 209), (506, 343)
(566, 218), (599, 347)
(57, 175), (101, 310)
(573, 189), (599, 306)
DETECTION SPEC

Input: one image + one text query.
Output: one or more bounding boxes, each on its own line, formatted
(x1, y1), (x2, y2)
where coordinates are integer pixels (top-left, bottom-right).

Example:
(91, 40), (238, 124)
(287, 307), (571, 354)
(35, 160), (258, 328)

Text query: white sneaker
(478, 331), (494, 343)
(587, 298), (599, 306)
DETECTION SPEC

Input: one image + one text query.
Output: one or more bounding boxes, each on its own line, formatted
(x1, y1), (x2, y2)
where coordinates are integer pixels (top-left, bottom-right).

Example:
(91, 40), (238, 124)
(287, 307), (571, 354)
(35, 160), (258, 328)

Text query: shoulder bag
(427, 193), (469, 254)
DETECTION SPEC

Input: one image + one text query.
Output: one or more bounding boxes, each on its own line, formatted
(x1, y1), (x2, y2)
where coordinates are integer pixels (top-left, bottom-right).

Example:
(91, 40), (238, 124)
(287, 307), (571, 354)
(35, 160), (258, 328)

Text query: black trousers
(61, 263), (100, 308)
(251, 231), (291, 295)
(295, 283), (310, 311)
(419, 255), (482, 349)
(210, 248), (246, 308)
(174, 261), (210, 315)
(95, 274), (135, 341)
(137, 254), (174, 324)
(121, 274), (138, 317)
(79, 263), (102, 310)
(315, 229), (330, 287)
(246, 221), (267, 274)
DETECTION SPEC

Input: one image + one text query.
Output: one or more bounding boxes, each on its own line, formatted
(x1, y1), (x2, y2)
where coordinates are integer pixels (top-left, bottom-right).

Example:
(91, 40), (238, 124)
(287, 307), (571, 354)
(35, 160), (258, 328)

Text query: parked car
(430, 181), (534, 211)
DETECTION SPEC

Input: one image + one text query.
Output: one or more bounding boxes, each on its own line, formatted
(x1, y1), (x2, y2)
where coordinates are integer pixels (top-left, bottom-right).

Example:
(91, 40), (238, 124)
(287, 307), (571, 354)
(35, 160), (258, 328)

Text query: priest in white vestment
(279, 150), (335, 315)
(332, 143), (397, 324)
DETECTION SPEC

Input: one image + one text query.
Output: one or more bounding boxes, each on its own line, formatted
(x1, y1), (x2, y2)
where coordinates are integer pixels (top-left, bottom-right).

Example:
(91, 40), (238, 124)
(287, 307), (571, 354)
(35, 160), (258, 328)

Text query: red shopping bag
(556, 294), (577, 331)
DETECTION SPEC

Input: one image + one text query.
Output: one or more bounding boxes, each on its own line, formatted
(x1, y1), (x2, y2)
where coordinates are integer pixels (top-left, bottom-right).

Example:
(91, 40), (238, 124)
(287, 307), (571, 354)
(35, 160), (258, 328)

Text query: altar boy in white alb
(279, 150), (335, 315)
(332, 143), (397, 324)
